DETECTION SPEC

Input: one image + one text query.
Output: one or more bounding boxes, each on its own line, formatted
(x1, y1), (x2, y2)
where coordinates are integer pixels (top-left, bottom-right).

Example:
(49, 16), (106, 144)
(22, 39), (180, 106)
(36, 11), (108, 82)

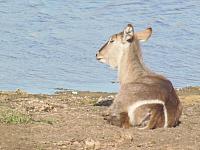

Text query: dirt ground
(0, 87), (200, 150)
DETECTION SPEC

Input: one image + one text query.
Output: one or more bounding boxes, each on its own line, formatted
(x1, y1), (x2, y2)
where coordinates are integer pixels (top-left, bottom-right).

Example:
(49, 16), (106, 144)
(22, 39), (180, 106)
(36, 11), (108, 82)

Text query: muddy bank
(0, 87), (200, 150)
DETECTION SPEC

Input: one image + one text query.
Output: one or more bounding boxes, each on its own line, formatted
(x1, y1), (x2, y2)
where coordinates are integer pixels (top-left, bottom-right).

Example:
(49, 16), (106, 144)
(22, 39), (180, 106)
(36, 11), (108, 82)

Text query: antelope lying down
(96, 24), (182, 129)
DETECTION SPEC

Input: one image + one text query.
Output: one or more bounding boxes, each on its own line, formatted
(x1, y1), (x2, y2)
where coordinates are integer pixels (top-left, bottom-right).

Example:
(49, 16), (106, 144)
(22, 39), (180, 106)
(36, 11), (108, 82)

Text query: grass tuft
(0, 107), (31, 124)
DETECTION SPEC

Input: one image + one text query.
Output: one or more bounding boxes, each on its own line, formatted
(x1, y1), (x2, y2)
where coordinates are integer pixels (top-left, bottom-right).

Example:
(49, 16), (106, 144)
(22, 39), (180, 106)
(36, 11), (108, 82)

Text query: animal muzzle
(96, 52), (102, 60)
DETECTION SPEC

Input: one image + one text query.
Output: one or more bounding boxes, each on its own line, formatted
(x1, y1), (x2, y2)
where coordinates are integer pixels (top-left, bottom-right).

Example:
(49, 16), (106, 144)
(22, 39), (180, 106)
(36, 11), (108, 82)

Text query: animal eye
(110, 40), (114, 43)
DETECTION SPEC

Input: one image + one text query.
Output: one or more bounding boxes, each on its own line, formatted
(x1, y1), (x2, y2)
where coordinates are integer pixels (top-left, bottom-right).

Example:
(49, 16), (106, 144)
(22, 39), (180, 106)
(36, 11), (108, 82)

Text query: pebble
(72, 91), (78, 95)
(84, 139), (100, 150)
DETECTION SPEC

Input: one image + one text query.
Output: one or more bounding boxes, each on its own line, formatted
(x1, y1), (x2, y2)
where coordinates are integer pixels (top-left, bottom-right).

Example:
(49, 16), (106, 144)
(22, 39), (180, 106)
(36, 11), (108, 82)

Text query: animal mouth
(96, 57), (102, 60)
(96, 53), (106, 63)
(96, 55), (103, 61)
(96, 57), (106, 63)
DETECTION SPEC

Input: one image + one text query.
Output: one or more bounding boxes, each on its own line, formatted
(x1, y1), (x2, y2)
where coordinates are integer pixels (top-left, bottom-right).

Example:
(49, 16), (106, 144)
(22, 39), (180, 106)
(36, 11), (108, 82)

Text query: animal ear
(135, 27), (152, 42)
(123, 24), (134, 42)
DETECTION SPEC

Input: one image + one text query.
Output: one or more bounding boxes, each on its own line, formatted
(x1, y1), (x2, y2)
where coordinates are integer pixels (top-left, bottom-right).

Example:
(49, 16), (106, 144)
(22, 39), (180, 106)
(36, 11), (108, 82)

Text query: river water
(0, 0), (199, 93)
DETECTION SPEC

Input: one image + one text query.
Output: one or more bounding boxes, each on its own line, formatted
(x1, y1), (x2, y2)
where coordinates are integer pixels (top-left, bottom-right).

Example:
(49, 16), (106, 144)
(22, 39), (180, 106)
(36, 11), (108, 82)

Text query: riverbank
(0, 86), (200, 149)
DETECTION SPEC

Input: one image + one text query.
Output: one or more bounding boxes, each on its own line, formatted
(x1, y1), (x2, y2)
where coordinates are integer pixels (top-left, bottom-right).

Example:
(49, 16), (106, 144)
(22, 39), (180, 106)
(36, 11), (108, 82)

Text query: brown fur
(120, 112), (132, 128)
(96, 24), (182, 129)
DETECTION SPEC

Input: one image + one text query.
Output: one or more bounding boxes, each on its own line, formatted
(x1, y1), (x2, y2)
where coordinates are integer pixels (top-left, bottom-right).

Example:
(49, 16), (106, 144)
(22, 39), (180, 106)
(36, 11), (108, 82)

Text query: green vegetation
(0, 106), (56, 125)
(0, 107), (31, 124)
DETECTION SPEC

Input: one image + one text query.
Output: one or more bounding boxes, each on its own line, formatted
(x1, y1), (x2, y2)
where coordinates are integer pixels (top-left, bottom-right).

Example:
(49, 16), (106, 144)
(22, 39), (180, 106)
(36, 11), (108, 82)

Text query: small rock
(62, 145), (67, 148)
(94, 141), (100, 150)
(94, 95), (114, 106)
(15, 89), (27, 95)
(122, 133), (133, 141)
(72, 141), (82, 147)
(72, 91), (78, 95)
(84, 139), (100, 150)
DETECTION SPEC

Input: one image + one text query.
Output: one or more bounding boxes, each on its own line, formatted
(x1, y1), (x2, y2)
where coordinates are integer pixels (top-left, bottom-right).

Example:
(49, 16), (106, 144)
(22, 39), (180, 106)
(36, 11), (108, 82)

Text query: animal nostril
(96, 53), (98, 57)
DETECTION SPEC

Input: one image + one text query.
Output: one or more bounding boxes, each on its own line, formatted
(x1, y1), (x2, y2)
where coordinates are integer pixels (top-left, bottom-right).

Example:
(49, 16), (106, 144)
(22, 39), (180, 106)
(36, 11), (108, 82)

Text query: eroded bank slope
(0, 87), (200, 150)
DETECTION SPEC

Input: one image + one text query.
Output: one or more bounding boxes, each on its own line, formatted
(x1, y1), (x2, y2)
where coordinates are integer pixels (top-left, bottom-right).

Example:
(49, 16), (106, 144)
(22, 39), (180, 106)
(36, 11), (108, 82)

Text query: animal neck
(118, 40), (149, 85)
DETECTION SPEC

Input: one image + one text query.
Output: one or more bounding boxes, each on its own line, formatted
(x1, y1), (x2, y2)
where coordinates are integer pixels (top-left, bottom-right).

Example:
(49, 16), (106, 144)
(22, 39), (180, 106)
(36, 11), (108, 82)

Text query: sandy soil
(0, 87), (200, 150)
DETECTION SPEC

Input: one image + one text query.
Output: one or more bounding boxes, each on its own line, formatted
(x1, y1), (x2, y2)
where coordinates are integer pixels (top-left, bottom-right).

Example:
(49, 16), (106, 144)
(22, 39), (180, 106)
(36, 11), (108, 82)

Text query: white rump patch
(128, 99), (168, 128)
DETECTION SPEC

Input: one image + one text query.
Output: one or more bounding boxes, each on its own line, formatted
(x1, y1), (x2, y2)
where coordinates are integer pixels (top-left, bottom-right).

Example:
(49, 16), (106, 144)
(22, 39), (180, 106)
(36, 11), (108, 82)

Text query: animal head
(96, 24), (152, 69)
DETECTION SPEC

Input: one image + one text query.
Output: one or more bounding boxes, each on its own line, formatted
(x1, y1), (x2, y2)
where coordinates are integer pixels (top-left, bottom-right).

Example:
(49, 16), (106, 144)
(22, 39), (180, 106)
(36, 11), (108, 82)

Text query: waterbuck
(96, 24), (182, 129)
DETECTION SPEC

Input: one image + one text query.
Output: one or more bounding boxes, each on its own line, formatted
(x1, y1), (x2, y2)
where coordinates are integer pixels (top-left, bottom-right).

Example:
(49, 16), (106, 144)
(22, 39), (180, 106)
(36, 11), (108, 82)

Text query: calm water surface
(0, 0), (200, 93)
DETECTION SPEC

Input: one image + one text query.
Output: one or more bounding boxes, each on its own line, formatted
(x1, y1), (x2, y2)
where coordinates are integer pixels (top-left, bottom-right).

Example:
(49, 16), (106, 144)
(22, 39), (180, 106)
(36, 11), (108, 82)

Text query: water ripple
(0, 0), (199, 93)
